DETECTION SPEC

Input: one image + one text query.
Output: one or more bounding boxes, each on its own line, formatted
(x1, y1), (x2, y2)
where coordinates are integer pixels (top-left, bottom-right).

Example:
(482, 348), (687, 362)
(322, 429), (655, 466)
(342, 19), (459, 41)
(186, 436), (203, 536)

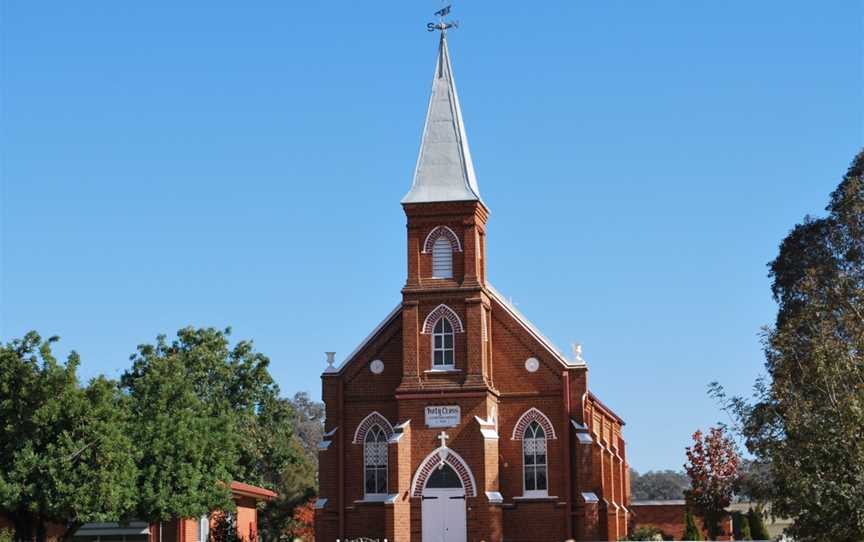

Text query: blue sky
(1, 1), (861, 472)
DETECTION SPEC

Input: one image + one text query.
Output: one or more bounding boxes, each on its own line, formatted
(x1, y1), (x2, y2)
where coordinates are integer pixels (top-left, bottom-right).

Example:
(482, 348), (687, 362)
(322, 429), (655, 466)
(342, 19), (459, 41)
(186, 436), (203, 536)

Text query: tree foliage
(732, 459), (773, 503)
(121, 331), (237, 522)
(630, 469), (689, 501)
(712, 150), (864, 541)
(1, 328), (317, 541)
(683, 427), (739, 539)
(121, 327), (316, 538)
(0, 333), (138, 541)
(289, 392), (325, 469)
(284, 498), (315, 542)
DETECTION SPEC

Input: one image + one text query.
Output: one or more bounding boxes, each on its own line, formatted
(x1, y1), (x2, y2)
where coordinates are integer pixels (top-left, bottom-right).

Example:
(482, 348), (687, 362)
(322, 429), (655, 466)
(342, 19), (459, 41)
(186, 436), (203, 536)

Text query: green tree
(121, 327), (316, 538)
(683, 510), (703, 540)
(0, 333), (138, 541)
(630, 469), (689, 500)
(734, 459), (773, 503)
(746, 507), (770, 540)
(712, 150), (864, 541)
(122, 338), (237, 522)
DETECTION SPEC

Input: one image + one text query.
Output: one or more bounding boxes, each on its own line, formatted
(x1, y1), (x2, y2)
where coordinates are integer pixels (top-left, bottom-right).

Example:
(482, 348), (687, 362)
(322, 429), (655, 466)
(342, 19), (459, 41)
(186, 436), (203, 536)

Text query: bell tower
(398, 28), (494, 393)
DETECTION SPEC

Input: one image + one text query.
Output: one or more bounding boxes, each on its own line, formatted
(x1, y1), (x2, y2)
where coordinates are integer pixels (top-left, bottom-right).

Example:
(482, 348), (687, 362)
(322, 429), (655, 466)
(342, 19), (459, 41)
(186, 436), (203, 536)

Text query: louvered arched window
(431, 236), (453, 279)
(432, 317), (455, 369)
(523, 421), (548, 496)
(364, 425), (388, 497)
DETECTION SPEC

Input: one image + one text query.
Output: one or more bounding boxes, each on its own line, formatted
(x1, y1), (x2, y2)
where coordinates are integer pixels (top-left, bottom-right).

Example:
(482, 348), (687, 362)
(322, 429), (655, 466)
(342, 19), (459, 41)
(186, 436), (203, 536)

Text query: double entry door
(421, 487), (467, 542)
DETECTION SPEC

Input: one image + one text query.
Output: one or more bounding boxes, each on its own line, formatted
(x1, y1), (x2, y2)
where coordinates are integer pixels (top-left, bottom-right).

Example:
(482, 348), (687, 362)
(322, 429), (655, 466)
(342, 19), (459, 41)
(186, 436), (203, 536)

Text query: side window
(432, 318), (455, 369)
(431, 235), (453, 278)
(523, 421), (548, 496)
(364, 425), (388, 497)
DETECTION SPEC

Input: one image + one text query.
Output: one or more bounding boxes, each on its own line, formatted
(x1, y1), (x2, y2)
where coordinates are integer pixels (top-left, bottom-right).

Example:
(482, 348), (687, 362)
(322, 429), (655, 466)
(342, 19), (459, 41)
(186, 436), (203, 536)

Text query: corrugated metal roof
(402, 32), (481, 205)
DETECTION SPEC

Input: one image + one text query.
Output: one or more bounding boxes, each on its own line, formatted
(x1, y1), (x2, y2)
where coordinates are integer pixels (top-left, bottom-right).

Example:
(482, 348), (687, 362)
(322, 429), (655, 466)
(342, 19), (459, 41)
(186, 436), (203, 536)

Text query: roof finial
(324, 352), (337, 373)
(427, 4), (458, 34)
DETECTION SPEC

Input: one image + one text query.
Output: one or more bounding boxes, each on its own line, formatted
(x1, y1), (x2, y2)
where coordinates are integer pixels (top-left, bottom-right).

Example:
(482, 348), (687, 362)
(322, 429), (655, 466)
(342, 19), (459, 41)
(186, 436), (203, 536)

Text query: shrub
(747, 506), (770, 540)
(621, 526), (664, 541)
(739, 515), (753, 540)
(683, 510), (703, 540)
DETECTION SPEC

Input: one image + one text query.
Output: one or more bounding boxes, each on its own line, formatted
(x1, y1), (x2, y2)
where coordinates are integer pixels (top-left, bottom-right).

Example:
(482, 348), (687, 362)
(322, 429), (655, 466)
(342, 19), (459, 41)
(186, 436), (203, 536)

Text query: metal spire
(402, 5), (481, 205)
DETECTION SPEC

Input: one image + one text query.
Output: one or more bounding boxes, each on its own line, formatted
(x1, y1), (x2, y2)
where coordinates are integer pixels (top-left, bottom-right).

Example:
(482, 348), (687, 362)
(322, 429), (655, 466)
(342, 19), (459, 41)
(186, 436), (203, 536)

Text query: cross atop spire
(402, 6), (481, 205)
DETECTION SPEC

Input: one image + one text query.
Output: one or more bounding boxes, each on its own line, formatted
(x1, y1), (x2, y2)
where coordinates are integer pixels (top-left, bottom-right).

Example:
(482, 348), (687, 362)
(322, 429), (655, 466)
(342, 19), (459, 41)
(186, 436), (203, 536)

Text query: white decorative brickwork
(422, 226), (463, 253)
(511, 407), (557, 440)
(353, 411), (394, 444)
(422, 304), (465, 334)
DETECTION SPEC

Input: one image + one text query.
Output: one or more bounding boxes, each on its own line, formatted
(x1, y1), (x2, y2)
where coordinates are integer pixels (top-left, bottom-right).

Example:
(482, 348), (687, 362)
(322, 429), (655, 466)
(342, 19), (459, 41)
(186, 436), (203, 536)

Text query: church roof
(487, 284), (586, 369)
(402, 31), (482, 205)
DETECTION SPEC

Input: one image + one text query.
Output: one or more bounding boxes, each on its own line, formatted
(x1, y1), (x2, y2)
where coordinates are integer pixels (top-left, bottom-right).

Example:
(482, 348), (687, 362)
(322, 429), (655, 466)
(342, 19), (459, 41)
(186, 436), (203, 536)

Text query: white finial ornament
(572, 343), (584, 363)
(325, 352), (336, 372)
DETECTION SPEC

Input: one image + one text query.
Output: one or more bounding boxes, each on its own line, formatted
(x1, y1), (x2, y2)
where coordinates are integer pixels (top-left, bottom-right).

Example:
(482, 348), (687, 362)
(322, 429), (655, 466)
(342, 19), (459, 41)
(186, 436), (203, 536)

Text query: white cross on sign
(438, 431), (449, 448)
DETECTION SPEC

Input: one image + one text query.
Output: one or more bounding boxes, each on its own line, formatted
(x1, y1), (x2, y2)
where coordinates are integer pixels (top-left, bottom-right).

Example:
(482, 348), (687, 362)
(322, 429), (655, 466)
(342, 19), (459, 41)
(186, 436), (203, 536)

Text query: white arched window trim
(421, 304), (465, 334)
(353, 411), (394, 444)
(422, 226), (463, 253)
(410, 446), (478, 497)
(511, 407), (557, 440)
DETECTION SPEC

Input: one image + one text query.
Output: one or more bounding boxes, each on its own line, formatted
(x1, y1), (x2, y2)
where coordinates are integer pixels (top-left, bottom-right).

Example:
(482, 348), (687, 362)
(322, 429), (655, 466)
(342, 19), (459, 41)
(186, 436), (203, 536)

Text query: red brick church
(315, 27), (630, 542)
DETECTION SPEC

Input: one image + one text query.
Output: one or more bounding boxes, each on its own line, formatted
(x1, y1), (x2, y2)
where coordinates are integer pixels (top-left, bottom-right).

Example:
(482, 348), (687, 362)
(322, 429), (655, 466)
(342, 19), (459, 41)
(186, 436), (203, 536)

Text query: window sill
(355, 495), (388, 504)
(424, 368), (462, 374)
(513, 495), (558, 502)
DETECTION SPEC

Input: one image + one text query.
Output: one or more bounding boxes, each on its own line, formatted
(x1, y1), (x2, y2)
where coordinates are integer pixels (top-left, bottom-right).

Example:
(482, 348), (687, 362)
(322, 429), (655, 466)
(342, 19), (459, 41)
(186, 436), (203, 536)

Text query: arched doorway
(421, 464), (467, 542)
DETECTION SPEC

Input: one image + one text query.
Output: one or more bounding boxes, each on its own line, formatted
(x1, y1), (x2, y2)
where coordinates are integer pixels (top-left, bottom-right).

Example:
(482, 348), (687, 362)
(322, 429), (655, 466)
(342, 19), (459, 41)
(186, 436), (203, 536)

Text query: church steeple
(402, 30), (481, 205)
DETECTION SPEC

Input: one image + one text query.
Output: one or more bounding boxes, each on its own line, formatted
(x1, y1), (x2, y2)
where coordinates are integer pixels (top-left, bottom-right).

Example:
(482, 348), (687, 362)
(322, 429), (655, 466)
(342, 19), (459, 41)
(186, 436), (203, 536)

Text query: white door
(421, 465), (467, 542)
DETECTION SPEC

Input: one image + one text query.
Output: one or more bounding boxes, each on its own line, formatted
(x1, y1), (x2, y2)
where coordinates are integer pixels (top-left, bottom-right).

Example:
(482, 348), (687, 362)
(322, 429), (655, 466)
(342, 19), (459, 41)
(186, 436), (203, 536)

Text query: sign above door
(425, 405), (461, 428)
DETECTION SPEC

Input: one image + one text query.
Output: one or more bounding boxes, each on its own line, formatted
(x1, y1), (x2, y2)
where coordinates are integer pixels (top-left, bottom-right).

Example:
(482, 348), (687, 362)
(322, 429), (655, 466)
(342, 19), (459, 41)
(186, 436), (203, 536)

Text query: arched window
(523, 421), (548, 496)
(364, 425), (388, 497)
(432, 318), (455, 369)
(432, 236), (453, 278)
(425, 464), (463, 489)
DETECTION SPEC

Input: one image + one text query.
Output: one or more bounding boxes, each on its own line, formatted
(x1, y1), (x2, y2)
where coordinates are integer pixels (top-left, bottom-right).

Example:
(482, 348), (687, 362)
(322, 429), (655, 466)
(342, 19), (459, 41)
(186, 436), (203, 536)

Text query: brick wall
(630, 502), (733, 541)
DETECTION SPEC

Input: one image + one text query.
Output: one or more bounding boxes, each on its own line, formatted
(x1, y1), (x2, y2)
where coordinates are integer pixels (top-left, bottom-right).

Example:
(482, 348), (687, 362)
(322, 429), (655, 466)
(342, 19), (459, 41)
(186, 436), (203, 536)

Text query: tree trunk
(12, 508), (35, 542)
(35, 514), (46, 542)
(60, 521), (82, 542)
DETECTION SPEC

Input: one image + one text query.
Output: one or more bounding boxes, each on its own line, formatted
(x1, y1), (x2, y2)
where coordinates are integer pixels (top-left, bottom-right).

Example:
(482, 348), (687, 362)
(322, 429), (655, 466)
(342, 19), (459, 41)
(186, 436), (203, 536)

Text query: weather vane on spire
(427, 4), (459, 33)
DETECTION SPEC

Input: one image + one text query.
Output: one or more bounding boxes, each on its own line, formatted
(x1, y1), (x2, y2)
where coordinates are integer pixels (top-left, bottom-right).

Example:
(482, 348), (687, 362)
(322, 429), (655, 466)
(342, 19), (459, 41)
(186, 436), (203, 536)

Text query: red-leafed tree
(285, 498), (315, 541)
(684, 427), (740, 539)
